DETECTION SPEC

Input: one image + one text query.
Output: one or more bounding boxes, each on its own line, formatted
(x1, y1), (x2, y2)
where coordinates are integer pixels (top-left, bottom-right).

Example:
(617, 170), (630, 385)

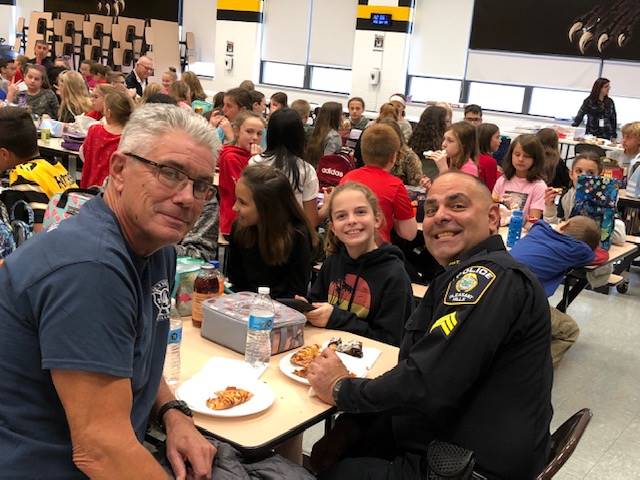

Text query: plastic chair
(536, 408), (592, 480)
(574, 143), (606, 158)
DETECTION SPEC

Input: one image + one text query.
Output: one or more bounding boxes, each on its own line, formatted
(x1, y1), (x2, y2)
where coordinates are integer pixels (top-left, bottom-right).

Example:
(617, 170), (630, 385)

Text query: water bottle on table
(164, 299), (183, 386)
(245, 287), (274, 369)
(507, 209), (524, 248)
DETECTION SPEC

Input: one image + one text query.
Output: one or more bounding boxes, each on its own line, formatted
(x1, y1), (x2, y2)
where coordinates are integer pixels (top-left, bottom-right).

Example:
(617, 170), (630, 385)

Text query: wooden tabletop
(180, 321), (399, 453)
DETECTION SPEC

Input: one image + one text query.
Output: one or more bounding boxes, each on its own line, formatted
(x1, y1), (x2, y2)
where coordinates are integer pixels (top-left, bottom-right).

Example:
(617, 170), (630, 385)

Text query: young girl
(161, 67), (177, 94)
(79, 90), (134, 188)
(86, 84), (116, 120)
(182, 71), (207, 102)
(57, 71), (92, 123)
(269, 91), (288, 114)
(306, 101), (343, 167)
(7, 64), (59, 119)
(388, 93), (412, 141)
(379, 118), (423, 186)
(537, 128), (571, 190)
(492, 134), (547, 219)
(304, 182), (413, 346)
(228, 164), (316, 298)
(139, 82), (163, 104)
(249, 108), (320, 227)
(477, 123), (501, 191)
(408, 105), (448, 180)
(429, 121), (479, 177)
(218, 111), (265, 235)
(209, 87), (253, 144)
(169, 80), (191, 109)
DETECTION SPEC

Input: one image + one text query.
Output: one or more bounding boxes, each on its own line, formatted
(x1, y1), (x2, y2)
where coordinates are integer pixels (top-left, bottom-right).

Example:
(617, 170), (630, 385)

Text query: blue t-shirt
(0, 196), (176, 477)
(510, 221), (594, 296)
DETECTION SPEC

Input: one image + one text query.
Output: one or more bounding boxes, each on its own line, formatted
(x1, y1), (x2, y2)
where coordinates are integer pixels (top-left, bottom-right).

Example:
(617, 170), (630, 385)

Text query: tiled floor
(304, 267), (640, 479)
(550, 267), (640, 479)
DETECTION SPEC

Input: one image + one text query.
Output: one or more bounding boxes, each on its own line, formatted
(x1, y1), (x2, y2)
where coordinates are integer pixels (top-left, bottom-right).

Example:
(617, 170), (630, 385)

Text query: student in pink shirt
(492, 134), (547, 219)
(428, 121), (479, 177)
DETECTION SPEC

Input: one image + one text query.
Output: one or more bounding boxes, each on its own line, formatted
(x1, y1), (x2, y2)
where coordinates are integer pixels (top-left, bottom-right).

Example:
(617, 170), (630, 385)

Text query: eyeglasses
(124, 152), (215, 200)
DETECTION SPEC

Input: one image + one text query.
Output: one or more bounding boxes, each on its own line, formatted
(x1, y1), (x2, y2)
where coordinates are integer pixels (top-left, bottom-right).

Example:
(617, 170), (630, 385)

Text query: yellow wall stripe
(356, 5), (411, 22)
(217, 0), (262, 13)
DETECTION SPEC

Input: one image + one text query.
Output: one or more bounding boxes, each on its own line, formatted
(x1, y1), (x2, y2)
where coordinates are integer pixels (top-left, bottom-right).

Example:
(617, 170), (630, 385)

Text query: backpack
(0, 200), (16, 259)
(9, 200), (34, 248)
(43, 187), (100, 232)
(316, 152), (355, 188)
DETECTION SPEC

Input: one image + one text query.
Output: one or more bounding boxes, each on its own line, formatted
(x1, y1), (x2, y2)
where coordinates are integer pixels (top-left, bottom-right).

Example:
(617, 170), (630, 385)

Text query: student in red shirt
(477, 123), (501, 191)
(80, 90), (134, 188)
(218, 111), (265, 235)
(339, 123), (417, 243)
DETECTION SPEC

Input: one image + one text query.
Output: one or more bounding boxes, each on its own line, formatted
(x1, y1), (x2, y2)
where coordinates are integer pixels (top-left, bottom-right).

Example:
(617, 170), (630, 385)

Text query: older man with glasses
(126, 55), (154, 96)
(0, 105), (218, 478)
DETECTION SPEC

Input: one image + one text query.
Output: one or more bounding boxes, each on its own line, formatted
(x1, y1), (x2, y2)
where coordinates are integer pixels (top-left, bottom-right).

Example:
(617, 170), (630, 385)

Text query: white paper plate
(279, 351), (311, 385)
(279, 343), (382, 385)
(177, 377), (274, 417)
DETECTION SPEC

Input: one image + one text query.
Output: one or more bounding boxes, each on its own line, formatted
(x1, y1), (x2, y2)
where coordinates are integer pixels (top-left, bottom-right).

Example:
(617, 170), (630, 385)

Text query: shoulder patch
(444, 265), (496, 305)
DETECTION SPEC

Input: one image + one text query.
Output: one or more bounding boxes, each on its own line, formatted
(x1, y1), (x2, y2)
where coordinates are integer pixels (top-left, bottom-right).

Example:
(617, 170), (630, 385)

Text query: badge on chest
(444, 265), (496, 305)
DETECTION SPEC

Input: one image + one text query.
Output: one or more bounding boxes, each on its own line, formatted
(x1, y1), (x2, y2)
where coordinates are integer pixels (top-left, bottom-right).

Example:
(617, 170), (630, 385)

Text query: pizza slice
(290, 344), (321, 367)
(206, 386), (253, 410)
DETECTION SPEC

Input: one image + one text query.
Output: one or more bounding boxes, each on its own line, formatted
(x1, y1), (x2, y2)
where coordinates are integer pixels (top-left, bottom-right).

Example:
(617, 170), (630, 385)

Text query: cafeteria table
(180, 322), (399, 455)
(38, 137), (81, 180)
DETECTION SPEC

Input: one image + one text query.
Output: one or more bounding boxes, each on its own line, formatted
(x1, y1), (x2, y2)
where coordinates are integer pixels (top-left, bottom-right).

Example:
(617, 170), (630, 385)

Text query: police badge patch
(444, 265), (496, 305)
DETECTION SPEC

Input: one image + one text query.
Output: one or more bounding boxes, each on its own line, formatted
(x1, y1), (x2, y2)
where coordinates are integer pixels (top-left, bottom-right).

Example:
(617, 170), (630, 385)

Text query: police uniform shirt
(336, 235), (553, 479)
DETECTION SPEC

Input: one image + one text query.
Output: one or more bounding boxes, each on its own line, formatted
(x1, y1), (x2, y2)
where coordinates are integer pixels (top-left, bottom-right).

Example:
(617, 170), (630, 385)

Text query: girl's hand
(219, 117), (234, 143)
(544, 187), (560, 207)
(209, 110), (223, 128)
(419, 176), (432, 191)
(250, 143), (263, 156)
(304, 303), (333, 328)
(7, 81), (21, 102)
(430, 150), (449, 172)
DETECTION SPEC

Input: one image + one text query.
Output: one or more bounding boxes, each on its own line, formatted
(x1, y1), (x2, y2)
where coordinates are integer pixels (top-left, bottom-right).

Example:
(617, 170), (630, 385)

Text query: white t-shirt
(249, 154), (319, 206)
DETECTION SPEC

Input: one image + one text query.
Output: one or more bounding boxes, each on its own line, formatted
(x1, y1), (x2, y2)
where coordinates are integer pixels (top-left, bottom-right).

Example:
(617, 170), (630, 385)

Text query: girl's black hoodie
(308, 244), (413, 346)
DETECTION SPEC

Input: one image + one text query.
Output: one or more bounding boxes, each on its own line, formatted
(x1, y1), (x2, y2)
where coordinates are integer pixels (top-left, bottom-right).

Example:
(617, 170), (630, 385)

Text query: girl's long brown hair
(234, 164), (317, 265)
(447, 121), (478, 170)
(306, 101), (343, 167)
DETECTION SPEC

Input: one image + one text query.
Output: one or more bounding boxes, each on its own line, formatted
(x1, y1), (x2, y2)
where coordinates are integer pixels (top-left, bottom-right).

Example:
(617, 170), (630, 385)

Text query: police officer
(307, 172), (553, 480)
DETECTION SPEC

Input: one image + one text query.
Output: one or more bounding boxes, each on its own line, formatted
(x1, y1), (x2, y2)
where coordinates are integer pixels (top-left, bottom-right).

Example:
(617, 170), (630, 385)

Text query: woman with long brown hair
(306, 101), (343, 167)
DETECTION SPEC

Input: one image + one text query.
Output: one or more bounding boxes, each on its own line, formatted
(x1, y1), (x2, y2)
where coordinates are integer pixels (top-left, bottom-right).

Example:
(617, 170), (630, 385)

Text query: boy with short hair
(511, 216), (600, 366)
(339, 123), (417, 243)
(464, 104), (483, 126)
(0, 107), (77, 232)
(347, 97), (368, 130)
(619, 121), (640, 170)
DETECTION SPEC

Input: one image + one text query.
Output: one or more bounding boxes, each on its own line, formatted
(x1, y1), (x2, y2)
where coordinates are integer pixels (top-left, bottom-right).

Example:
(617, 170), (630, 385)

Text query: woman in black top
(572, 77), (617, 140)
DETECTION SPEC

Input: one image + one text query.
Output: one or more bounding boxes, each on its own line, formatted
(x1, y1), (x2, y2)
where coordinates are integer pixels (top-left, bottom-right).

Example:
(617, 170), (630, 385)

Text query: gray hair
(119, 104), (220, 160)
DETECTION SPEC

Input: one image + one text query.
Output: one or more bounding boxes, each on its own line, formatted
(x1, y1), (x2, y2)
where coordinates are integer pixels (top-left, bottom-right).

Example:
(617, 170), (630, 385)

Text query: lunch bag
(316, 152), (355, 188)
(43, 187), (100, 232)
(9, 200), (34, 248)
(0, 200), (16, 259)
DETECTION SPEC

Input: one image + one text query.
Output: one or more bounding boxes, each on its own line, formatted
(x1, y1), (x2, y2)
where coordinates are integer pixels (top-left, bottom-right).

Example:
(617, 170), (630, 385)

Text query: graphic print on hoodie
(307, 243), (414, 346)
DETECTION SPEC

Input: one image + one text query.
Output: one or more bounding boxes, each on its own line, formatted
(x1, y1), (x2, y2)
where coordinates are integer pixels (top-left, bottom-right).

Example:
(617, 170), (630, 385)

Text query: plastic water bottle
(507, 209), (524, 248)
(245, 287), (274, 369)
(164, 299), (183, 386)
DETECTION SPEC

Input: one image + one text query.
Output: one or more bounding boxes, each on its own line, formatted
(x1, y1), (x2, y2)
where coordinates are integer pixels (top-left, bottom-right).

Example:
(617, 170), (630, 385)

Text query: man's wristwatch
(156, 400), (193, 428)
(332, 377), (346, 405)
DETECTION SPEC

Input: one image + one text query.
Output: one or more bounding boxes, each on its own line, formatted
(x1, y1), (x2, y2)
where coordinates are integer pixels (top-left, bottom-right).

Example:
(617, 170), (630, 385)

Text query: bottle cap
(200, 264), (214, 270)
(258, 287), (270, 295)
(512, 209), (524, 217)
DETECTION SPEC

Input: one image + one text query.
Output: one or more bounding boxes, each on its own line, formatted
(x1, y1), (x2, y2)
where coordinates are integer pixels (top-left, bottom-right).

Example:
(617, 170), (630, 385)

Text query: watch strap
(156, 399), (193, 428)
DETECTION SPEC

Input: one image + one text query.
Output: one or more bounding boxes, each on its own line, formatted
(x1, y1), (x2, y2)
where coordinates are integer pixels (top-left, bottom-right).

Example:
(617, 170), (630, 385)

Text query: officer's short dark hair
(0, 107), (38, 160)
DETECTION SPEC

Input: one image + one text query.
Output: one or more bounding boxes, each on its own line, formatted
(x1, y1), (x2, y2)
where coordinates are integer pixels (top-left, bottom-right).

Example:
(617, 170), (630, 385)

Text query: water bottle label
(248, 314), (273, 331)
(168, 327), (183, 345)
